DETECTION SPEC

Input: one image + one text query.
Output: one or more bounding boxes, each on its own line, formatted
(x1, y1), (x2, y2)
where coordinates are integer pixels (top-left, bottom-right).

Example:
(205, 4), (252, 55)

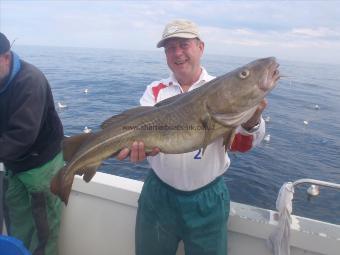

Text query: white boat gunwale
(58, 172), (340, 255)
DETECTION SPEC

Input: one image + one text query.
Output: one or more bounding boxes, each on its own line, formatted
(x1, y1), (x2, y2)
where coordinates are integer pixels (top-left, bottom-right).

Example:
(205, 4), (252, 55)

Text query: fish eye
(238, 69), (250, 79)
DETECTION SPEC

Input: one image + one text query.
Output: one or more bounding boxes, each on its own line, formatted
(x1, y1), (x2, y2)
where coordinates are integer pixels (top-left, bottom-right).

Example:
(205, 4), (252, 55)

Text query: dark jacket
(0, 52), (63, 173)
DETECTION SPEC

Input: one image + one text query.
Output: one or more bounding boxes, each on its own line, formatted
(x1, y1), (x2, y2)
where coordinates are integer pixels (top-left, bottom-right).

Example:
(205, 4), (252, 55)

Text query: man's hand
(116, 141), (160, 163)
(241, 99), (268, 131)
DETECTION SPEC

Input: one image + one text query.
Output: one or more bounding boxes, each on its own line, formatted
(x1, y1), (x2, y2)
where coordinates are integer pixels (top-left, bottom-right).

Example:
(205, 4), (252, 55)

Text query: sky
(1, 1), (340, 64)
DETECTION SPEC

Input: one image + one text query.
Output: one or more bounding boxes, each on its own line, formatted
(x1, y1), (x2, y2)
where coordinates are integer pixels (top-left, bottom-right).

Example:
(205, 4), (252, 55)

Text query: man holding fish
(117, 20), (271, 255)
(50, 19), (279, 255)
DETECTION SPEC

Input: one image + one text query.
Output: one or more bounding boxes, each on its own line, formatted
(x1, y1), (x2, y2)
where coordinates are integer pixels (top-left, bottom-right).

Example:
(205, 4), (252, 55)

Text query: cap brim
(156, 33), (199, 48)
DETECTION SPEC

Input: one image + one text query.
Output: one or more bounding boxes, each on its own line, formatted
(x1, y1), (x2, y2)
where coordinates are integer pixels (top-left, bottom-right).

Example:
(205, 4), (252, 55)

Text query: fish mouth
(272, 62), (280, 83)
(258, 57), (280, 92)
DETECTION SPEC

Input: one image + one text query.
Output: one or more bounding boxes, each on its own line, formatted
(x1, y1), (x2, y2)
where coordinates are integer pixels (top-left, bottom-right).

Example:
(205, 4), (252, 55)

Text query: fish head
(211, 57), (280, 114)
(204, 57), (280, 127)
(245, 57), (280, 93)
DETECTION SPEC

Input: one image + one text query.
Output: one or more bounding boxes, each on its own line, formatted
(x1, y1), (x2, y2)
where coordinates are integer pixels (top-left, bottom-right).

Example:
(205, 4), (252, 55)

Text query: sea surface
(13, 45), (340, 225)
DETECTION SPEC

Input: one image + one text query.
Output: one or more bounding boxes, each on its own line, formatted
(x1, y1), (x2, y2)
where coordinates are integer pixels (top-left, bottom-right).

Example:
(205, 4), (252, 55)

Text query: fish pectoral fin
(63, 133), (94, 162)
(101, 106), (154, 129)
(200, 113), (215, 156)
(210, 113), (233, 128)
(211, 107), (259, 128)
(223, 129), (236, 151)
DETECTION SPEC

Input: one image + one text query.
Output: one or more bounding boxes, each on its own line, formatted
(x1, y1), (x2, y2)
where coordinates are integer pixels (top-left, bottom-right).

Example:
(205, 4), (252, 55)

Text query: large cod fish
(51, 57), (280, 204)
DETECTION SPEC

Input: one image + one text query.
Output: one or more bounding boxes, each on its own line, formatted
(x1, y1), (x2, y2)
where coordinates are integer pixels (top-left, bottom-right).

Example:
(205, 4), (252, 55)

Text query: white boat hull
(59, 172), (340, 255)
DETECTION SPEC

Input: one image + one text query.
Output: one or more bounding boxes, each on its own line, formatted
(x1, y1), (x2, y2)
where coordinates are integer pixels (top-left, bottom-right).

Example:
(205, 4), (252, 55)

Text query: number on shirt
(194, 149), (202, 159)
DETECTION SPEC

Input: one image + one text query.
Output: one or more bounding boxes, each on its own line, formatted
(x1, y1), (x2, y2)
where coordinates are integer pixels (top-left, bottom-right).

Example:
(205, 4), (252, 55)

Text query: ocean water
(13, 45), (340, 225)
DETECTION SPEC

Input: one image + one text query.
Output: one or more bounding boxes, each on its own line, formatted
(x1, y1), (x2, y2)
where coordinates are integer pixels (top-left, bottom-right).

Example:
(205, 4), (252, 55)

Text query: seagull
(84, 88), (89, 94)
(264, 116), (271, 123)
(264, 134), (271, 142)
(303, 120), (309, 125)
(57, 102), (67, 109)
(83, 126), (92, 133)
(314, 104), (320, 110)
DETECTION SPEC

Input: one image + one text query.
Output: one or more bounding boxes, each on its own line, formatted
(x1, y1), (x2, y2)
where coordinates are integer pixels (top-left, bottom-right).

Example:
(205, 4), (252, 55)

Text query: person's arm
(229, 99), (267, 152)
(0, 74), (47, 161)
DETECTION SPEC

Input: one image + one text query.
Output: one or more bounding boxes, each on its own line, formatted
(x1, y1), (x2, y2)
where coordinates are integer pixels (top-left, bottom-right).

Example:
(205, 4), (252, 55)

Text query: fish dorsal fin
(101, 106), (154, 129)
(154, 92), (186, 107)
(62, 133), (93, 162)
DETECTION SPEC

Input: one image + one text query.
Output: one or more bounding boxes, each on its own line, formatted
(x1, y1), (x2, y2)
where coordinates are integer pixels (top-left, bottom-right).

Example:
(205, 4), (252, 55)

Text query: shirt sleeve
(0, 75), (47, 161)
(140, 83), (156, 106)
(230, 117), (265, 152)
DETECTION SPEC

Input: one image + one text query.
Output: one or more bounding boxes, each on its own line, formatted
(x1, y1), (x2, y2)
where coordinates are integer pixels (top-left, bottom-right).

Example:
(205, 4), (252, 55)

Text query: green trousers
(3, 152), (64, 255)
(136, 171), (230, 255)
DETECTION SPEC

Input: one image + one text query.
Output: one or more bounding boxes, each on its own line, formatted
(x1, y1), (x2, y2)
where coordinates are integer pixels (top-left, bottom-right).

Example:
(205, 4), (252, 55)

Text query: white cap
(157, 19), (201, 48)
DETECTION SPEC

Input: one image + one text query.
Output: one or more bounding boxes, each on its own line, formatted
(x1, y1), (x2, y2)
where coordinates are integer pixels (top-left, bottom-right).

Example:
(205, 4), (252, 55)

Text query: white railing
(292, 178), (340, 196)
(268, 178), (340, 255)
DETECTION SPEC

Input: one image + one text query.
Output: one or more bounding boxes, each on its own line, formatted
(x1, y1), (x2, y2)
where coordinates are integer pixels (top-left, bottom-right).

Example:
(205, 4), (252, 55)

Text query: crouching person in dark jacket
(0, 32), (64, 255)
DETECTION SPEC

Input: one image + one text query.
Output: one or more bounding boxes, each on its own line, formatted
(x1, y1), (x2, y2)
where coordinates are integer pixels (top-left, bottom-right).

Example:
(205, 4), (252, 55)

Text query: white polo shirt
(140, 67), (265, 191)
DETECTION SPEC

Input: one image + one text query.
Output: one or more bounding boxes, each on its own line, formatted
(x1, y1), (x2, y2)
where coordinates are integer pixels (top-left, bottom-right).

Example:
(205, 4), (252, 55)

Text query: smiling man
(160, 28), (204, 92)
(117, 20), (267, 255)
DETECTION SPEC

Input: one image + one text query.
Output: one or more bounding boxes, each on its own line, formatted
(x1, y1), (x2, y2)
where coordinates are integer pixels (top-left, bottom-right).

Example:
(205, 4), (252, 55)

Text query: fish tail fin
(50, 166), (73, 205)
